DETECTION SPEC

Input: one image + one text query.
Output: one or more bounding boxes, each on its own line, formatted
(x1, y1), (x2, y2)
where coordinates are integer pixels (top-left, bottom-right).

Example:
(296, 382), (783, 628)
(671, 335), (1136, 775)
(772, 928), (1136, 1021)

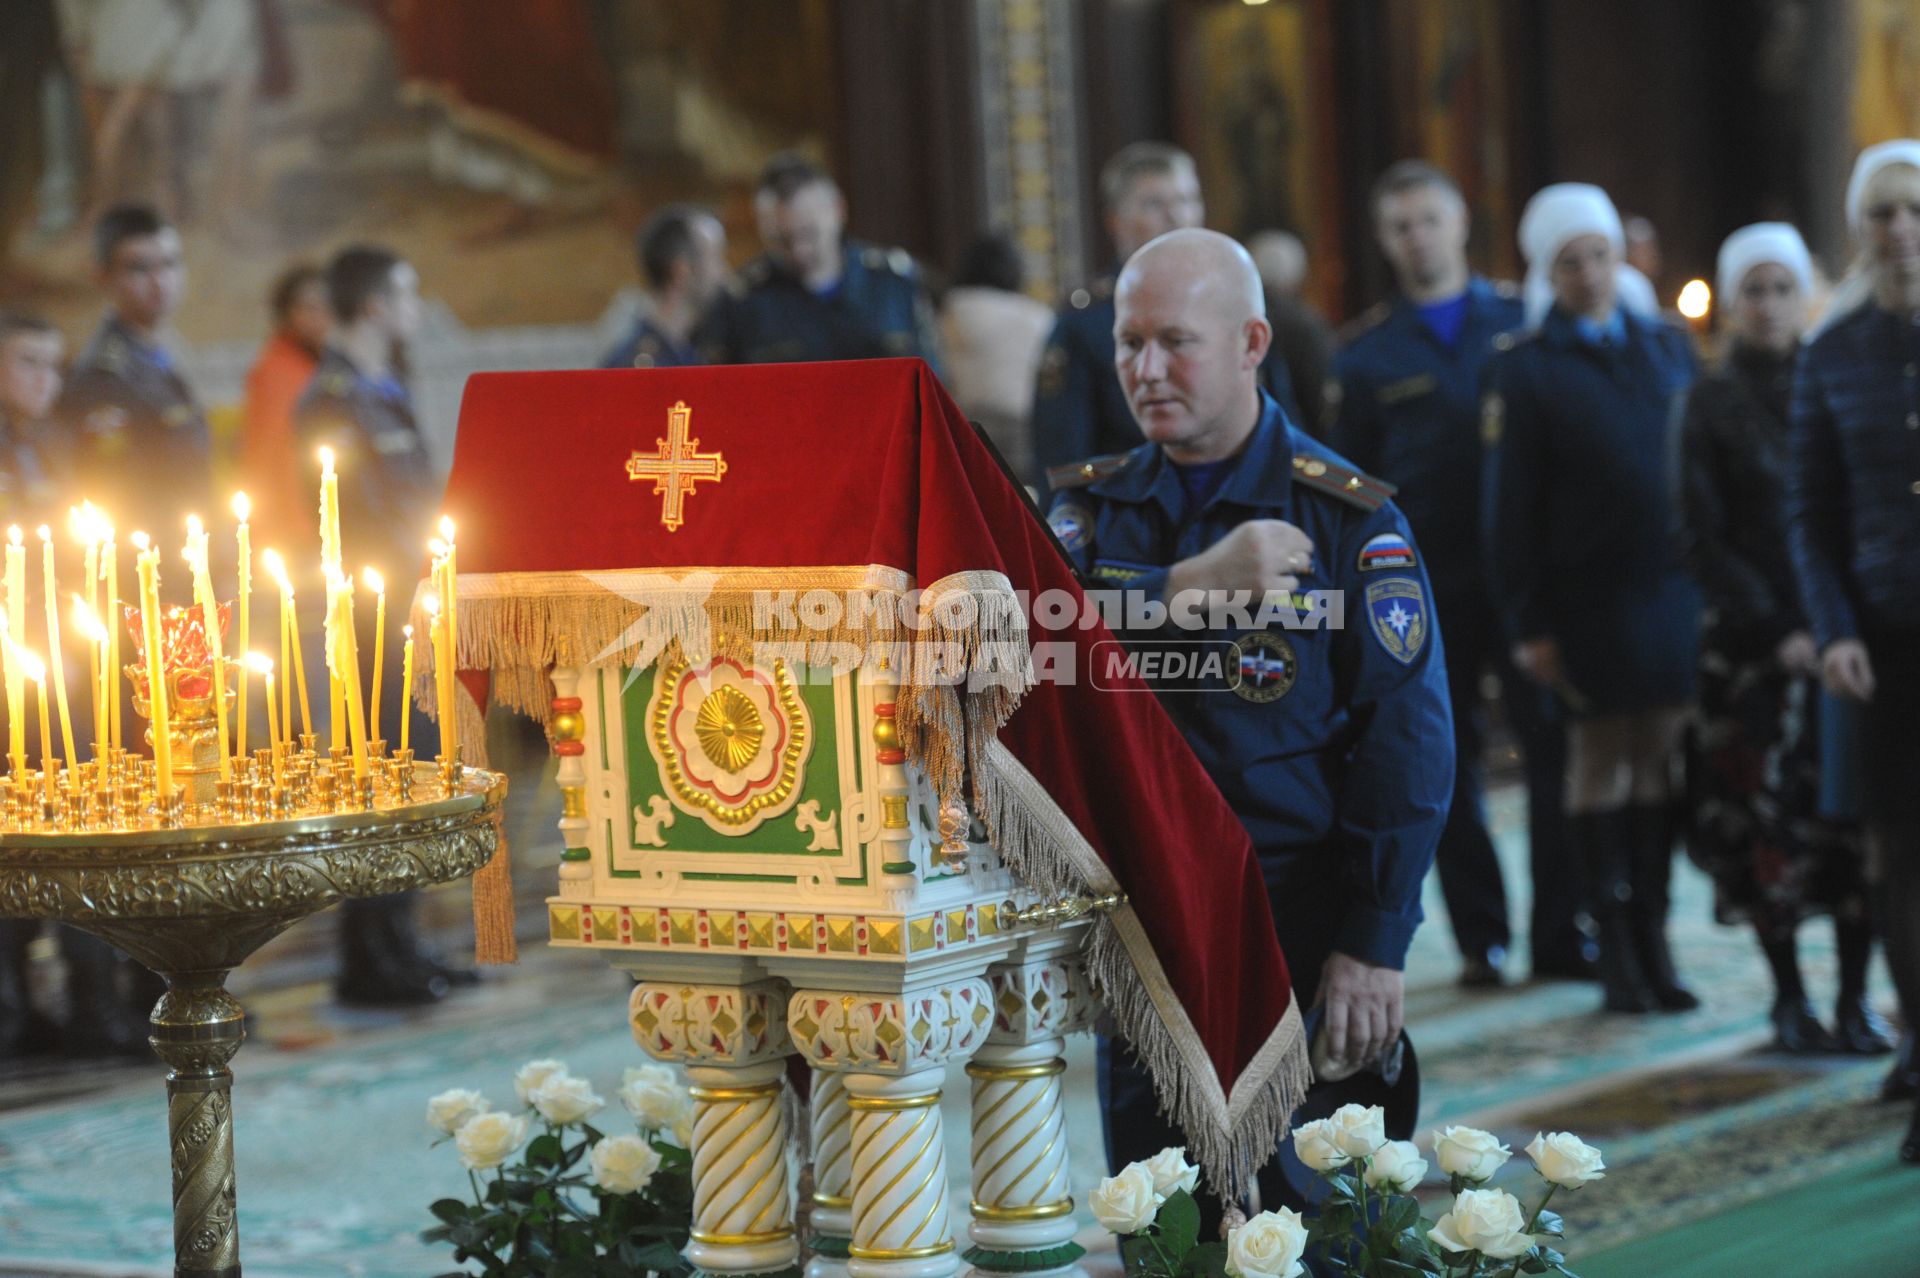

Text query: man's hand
(1775, 629), (1820, 676)
(1317, 952), (1404, 1069)
(1164, 519), (1313, 606)
(1511, 637), (1564, 688)
(1822, 638), (1876, 702)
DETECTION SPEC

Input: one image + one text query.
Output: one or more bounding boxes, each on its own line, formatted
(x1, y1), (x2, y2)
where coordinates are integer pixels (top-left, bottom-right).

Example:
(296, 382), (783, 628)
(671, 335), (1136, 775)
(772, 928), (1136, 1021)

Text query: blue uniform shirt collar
(1389, 276), (1508, 342)
(104, 314), (172, 370)
(1541, 305), (1630, 349)
(1090, 390), (1292, 520)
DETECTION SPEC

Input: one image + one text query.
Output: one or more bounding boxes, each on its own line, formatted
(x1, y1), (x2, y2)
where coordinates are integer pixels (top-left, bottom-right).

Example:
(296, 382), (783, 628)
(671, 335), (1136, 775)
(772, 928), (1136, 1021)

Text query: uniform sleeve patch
(1047, 501), (1092, 551)
(1357, 532), (1418, 573)
(1364, 577), (1429, 665)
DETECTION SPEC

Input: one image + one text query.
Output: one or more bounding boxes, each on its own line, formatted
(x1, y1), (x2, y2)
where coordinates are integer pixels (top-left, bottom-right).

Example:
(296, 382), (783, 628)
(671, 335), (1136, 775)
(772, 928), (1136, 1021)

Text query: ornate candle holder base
(0, 761), (506, 1278)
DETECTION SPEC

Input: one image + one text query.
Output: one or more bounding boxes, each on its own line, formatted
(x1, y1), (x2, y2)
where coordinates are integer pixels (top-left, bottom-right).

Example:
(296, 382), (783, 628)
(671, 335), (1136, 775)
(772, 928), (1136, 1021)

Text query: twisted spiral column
(687, 1061), (801, 1278)
(806, 1070), (855, 1278)
(964, 1040), (1082, 1278)
(844, 1068), (960, 1278)
(153, 973), (244, 1278)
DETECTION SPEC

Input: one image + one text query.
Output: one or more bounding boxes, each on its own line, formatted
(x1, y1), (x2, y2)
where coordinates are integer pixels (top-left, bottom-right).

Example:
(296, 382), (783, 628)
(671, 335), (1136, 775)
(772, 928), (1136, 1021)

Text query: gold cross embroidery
(625, 400), (726, 532)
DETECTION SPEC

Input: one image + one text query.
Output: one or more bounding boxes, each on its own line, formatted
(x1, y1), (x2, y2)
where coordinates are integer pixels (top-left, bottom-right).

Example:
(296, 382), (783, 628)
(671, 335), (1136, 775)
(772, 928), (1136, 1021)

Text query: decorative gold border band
(963, 1060), (1065, 1081)
(812, 1191), (853, 1209)
(849, 1241), (955, 1260)
(688, 1082), (784, 1102)
(691, 1227), (795, 1246)
(969, 1199), (1075, 1222)
(846, 1094), (941, 1112)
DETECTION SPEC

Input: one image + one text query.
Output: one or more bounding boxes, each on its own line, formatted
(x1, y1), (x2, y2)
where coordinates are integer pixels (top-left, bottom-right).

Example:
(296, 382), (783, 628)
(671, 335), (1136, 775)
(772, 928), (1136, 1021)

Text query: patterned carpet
(0, 783), (1911, 1277)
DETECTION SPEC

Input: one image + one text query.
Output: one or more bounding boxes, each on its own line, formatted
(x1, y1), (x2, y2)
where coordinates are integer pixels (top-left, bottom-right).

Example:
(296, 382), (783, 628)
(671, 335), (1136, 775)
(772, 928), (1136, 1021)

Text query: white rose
(1433, 1126), (1512, 1183)
(1140, 1147), (1201, 1199)
(1089, 1162), (1161, 1235)
(671, 1115), (694, 1148)
(622, 1065), (695, 1132)
(513, 1059), (572, 1107)
(1363, 1140), (1428, 1193)
(1326, 1103), (1386, 1160)
(1289, 1119), (1351, 1172)
(589, 1133), (663, 1195)
(1428, 1188), (1535, 1260)
(531, 1073), (605, 1126)
(455, 1111), (529, 1171)
(425, 1088), (490, 1136)
(1525, 1132), (1606, 1189)
(1225, 1207), (1308, 1278)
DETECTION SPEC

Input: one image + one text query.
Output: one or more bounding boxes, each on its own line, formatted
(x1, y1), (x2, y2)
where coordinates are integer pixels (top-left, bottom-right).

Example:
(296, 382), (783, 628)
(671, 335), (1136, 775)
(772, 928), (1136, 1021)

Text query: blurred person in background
(1247, 228), (1334, 436)
(936, 232), (1053, 486)
(240, 263), (330, 543)
(600, 204), (727, 370)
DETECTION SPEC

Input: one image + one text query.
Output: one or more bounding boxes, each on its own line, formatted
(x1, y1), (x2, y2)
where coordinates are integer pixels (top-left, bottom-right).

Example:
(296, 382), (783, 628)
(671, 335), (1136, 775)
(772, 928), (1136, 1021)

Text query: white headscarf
(1715, 222), (1814, 303)
(1517, 182), (1660, 327)
(1815, 139), (1920, 335)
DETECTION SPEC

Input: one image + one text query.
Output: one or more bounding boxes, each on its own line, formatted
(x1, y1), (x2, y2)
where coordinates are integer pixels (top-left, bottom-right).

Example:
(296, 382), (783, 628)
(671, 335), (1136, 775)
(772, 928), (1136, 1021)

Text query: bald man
(1046, 229), (1452, 1213)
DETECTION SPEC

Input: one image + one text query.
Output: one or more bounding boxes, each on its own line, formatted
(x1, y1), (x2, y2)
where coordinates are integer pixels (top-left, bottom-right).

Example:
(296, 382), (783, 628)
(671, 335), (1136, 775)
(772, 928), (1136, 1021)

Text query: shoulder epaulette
(1046, 451), (1133, 491)
(1336, 302), (1391, 345)
(1290, 454), (1396, 512)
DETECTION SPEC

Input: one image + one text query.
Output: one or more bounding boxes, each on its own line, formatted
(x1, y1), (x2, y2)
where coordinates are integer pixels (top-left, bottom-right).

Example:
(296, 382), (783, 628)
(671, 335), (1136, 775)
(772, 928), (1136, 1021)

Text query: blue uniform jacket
(599, 315), (700, 370)
(692, 240), (940, 373)
(1787, 303), (1920, 648)
(1330, 277), (1523, 603)
(1483, 307), (1700, 713)
(1044, 392), (1453, 969)
(1030, 279), (1300, 486)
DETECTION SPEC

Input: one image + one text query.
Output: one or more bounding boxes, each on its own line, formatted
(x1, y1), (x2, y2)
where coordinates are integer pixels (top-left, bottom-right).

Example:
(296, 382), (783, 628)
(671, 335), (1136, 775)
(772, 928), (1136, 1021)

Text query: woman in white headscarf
(1679, 223), (1891, 1055)
(1786, 140), (1920, 1161)
(1485, 182), (1702, 1015)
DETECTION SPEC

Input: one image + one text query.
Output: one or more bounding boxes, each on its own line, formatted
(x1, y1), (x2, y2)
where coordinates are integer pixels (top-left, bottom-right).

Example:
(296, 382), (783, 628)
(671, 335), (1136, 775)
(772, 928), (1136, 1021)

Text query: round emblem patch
(1229, 631), (1297, 703)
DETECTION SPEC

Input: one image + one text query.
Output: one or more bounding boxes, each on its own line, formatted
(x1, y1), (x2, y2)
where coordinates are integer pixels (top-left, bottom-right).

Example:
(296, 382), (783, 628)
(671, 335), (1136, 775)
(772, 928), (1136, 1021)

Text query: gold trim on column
(963, 1060), (1065, 1081)
(848, 1241), (955, 1260)
(846, 1093), (941, 1112)
(560, 786), (587, 819)
(812, 1191), (853, 1209)
(690, 1227), (796, 1247)
(969, 1199), (1074, 1222)
(688, 1081), (785, 1102)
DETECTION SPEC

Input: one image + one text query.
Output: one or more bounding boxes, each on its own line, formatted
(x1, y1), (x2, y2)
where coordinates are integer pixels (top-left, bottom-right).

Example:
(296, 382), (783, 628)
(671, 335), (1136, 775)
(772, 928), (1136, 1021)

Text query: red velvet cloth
(442, 358), (1293, 1103)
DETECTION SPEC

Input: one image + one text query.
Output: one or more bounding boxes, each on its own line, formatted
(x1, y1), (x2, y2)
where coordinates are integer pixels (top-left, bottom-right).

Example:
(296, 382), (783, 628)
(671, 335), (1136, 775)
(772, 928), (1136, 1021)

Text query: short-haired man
(57, 202), (211, 531)
(1047, 229), (1451, 1217)
(297, 244), (464, 1007)
(694, 153), (939, 369)
(1330, 161), (1583, 986)
(600, 204), (728, 369)
(1032, 143), (1297, 485)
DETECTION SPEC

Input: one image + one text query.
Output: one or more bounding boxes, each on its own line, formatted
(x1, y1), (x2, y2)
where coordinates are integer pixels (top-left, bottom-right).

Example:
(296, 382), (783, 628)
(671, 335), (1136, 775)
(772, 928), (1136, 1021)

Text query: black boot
(337, 895), (449, 1007)
(1832, 915), (1896, 1054)
(58, 929), (152, 1058)
(1625, 804), (1699, 1011)
(1573, 810), (1655, 1013)
(1757, 927), (1834, 1052)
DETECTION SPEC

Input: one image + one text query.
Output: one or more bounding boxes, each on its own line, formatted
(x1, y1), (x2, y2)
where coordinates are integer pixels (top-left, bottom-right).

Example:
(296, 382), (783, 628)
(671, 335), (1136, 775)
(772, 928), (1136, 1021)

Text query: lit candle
(14, 646), (52, 801)
(424, 590), (452, 749)
(5, 526), (24, 766)
(183, 516), (232, 782)
(232, 493), (251, 759)
(263, 550), (310, 740)
(71, 503), (101, 620)
(246, 653), (280, 785)
(324, 569), (370, 780)
(363, 567), (385, 744)
(131, 532), (172, 799)
(72, 596), (108, 759)
(35, 527), (76, 776)
(318, 446), (341, 574)
(399, 623), (414, 755)
(102, 521), (120, 750)
(438, 517), (457, 736)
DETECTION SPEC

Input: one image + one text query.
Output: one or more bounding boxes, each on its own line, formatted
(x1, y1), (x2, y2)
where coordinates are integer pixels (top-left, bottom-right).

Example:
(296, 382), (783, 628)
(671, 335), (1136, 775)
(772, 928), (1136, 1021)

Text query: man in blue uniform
(57, 203), (212, 537)
(296, 244), (467, 1008)
(1332, 161), (1580, 986)
(693, 153), (938, 370)
(1031, 143), (1298, 488)
(600, 204), (728, 370)
(1048, 228), (1452, 1215)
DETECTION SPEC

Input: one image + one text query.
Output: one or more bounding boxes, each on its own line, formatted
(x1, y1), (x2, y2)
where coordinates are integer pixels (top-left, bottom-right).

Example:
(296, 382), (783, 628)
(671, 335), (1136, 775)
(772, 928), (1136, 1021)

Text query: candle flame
(427, 538), (449, 558)
(262, 547), (291, 592)
(185, 514), (203, 538)
(70, 595), (106, 643)
(232, 491), (251, 522)
(7, 526), (21, 547)
(12, 644), (44, 684)
(402, 623), (413, 638)
(1677, 278), (1712, 320)
(363, 566), (384, 595)
(245, 651), (274, 675)
(130, 531), (151, 552)
(35, 524), (50, 543)
(318, 446), (335, 476)
(438, 515), (455, 542)
(422, 592), (441, 618)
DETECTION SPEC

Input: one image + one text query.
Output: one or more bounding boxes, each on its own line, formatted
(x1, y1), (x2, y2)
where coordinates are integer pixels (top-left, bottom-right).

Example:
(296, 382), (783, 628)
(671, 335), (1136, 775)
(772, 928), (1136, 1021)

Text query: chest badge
(1365, 577), (1429, 665)
(1230, 631), (1297, 702)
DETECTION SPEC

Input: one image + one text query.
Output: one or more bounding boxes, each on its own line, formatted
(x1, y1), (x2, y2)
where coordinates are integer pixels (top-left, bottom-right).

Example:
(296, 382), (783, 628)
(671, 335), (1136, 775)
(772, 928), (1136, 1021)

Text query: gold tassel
(471, 808), (518, 964)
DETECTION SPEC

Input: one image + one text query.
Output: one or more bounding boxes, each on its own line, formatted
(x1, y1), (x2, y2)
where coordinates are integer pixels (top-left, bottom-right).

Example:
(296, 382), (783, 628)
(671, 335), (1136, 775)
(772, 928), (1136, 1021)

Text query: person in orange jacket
(239, 263), (331, 540)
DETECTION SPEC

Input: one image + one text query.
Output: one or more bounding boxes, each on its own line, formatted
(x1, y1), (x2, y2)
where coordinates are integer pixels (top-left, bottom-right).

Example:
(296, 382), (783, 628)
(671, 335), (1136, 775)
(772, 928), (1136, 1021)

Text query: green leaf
(1180, 1240), (1229, 1278)
(527, 1132), (565, 1168)
(1520, 1253), (1550, 1274)
(1122, 1235), (1165, 1278)
(1534, 1209), (1565, 1237)
(428, 1197), (470, 1225)
(1158, 1189), (1201, 1259)
(1378, 1196), (1420, 1238)
(1375, 1261), (1426, 1278)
